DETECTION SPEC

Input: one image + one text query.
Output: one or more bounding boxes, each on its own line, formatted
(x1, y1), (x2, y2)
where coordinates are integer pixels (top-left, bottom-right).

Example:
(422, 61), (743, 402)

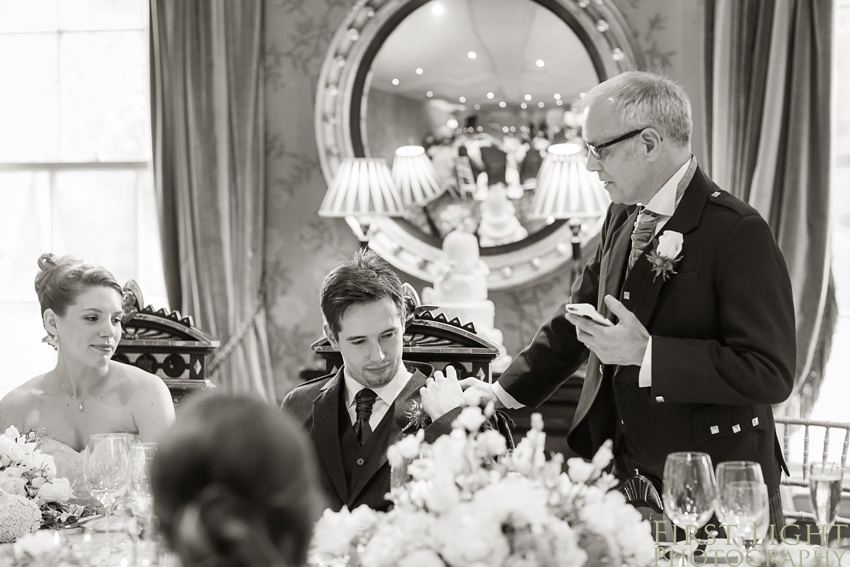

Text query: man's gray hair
(579, 71), (692, 147)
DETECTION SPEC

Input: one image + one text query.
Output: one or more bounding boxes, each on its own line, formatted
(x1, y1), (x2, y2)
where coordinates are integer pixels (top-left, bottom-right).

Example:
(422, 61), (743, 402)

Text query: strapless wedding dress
(39, 437), (94, 504)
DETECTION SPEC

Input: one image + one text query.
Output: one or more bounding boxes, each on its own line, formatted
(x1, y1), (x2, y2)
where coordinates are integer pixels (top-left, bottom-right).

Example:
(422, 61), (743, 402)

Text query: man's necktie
(628, 207), (661, 270)
(353, 388), (378, 446)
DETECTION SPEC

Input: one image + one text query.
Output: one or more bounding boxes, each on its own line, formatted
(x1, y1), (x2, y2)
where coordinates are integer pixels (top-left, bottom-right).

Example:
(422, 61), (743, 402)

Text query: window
(0, 0), (166, 398)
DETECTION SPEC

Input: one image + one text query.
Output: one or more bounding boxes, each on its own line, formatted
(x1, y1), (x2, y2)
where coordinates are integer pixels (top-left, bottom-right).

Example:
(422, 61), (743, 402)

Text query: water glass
(84, 433), (131, 533)
(129, 442), (158, 537)
(663, 452), (718, 544)
(716, 461), (769, 548)
(809, 462), (844, 545)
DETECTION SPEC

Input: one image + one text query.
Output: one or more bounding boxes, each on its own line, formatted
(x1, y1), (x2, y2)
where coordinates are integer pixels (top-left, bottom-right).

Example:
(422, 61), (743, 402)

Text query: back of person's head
(579, 71), (692, 148)
(320, 249), (405, 338)
(34, 253), (122, 317)
(151, 393), (324, 567)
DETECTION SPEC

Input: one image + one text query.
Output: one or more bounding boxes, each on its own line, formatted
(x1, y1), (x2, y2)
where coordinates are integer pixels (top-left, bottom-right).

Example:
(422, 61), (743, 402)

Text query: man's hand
(564, 295), (649, 366)
(420, 365), (465, 421)
(457, 377), (504, 409)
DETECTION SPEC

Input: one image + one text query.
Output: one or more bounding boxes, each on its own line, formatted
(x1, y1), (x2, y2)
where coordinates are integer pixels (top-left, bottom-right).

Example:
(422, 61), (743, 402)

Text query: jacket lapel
(599, 206), (638, 322)
(348, 369), (428, 503)
(622, 167), (713, 327)
(311, 369), (349, 505)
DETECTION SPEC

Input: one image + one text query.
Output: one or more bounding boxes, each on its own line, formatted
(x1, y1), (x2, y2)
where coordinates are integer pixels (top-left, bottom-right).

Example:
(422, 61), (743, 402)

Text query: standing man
(282, 249), (462, 512)
(465, 71), (795, 528)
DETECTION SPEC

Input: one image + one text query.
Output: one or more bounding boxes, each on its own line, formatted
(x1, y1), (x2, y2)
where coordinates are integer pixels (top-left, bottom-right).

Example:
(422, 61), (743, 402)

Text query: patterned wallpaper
(263, 0), (706, 401)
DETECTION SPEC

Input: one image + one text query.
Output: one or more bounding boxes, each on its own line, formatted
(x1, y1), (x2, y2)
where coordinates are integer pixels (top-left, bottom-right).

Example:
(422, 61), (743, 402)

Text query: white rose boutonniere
(646, 230), (684, 281)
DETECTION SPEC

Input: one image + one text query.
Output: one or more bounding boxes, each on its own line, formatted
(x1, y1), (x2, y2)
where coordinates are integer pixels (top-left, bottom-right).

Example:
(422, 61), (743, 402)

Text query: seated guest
(0, 253), (175, 496)
(282, 249), (464, 512)
(152, 393), (323, 567)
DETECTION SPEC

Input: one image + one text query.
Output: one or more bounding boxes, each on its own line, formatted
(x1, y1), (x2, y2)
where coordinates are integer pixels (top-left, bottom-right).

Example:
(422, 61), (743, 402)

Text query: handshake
(419, 365), (501, 421)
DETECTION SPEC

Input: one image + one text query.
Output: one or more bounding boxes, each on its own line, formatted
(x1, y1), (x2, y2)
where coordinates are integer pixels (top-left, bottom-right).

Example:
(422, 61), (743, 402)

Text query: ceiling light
(392, 78), (400, 86)
(556, 100), (563, 106)
(536, 59), (545, 67)
(538, 101), (544, 108)
(432, 3), (444, 15)
(426, 91), (433, 97)
(502, 126), (509, 133)
(459, 96), (466, 103)
(474, 104), (480, 110)
(499, 101), (507, 108)
(447, 119), (459, 129)
(468, 51), (477, 59)
(416, 68), (423, 75)
(524, 94), (532, 101)
(579, 92), (586, 98)
(554, 93), (561, 100)
(521, 103), (527, 109)
(487, 92), (494, 99)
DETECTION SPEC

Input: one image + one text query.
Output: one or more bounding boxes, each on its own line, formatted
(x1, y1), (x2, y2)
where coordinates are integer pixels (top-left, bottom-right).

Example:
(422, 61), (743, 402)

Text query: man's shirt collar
(343, 363), (413, 409)
(641, 157), (693, 215)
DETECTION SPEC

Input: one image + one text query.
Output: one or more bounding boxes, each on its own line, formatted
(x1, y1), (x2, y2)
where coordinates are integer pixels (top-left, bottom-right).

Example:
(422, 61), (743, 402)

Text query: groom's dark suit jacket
(281, 361), (458, 512)
(498, 165), (795, 492)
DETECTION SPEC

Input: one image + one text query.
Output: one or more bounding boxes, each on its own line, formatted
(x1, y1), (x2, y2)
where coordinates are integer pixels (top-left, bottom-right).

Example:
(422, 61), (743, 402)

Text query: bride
(0, 253), (176, 500)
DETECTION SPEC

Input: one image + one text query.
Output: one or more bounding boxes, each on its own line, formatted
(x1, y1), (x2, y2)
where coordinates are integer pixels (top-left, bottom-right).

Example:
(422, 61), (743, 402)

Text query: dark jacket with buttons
(497, 165), (795, 492)
(281, 361), (459, 512)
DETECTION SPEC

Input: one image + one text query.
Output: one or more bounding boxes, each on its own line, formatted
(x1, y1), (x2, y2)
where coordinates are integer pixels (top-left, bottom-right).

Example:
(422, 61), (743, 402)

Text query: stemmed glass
(809, 462), (844, 547)
(84, 433), (130, 535)
(129, 443), (157, 531)
(716, 461), (768, 552)
(663, 452), (718, 555)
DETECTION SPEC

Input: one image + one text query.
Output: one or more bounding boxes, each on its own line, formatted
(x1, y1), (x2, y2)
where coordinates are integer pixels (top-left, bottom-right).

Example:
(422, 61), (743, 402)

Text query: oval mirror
(316, 0), (644, 289)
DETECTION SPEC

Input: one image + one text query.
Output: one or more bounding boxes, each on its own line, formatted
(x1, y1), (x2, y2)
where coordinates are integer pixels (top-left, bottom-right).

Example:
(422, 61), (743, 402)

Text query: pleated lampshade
(318, 158), (406, 218)
(529, 143), (610, 220)
(391, 145), (445, 207)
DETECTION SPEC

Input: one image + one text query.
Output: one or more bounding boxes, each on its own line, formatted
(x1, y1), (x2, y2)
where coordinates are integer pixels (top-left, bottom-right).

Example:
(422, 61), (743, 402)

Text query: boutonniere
(401, 399), (431, 435)
(646, 230), (684, 282)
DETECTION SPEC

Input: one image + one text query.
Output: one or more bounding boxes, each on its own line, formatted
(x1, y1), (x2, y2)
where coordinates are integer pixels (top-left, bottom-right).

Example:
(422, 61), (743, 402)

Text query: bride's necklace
(56, 372), (107, 411)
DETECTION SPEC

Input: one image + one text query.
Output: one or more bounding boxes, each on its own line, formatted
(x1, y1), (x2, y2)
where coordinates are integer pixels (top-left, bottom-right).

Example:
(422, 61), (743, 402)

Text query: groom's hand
(420, 365), (465, 421)
(565, 295), (649, 366)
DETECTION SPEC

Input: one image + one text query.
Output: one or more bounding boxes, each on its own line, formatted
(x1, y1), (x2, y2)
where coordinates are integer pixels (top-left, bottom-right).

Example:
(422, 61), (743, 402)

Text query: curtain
(707, 0), (836, 418)
(150, 0), (275, 400)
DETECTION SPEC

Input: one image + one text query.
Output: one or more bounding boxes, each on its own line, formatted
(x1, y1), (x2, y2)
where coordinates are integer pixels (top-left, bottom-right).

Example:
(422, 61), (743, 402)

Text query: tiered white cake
(422, 230), (512, 372)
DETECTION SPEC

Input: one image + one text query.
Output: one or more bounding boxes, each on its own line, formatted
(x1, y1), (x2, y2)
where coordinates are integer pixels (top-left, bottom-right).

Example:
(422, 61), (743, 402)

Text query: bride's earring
(43, 333), (57, 351)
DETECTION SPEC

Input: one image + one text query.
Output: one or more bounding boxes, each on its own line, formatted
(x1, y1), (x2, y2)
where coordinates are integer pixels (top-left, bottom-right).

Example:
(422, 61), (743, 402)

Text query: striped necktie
(628, 207), (661, 270)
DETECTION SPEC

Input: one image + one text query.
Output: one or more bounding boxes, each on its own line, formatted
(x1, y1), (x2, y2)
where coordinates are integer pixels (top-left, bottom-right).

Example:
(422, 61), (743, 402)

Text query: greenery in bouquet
(0, 426), (89, 542)
(310, 401), (656, 567)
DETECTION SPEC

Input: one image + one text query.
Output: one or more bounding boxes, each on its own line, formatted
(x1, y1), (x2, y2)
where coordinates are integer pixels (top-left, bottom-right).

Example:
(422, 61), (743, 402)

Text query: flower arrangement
(646, 230), (684, 282)
(310, 402), (656, 567)
(0, 426), (81, 542)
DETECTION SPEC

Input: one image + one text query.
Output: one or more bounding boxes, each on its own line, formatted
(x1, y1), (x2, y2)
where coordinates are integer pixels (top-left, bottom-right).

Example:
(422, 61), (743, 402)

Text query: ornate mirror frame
(315, 0), (644, 289)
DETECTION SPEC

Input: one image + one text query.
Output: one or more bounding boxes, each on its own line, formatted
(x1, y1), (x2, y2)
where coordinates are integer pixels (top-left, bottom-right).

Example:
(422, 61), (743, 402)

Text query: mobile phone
(564, 303), (614, 326)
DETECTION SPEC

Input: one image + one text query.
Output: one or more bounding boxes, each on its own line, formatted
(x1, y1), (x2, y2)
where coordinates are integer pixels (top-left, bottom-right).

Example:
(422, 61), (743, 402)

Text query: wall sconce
(529, 142), (609, 273)
(318, 157), (406, 246)
(392, 145), (445, 207)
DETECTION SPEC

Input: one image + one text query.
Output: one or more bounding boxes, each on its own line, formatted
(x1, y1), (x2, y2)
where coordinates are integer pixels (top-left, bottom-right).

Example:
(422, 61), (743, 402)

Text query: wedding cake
(422, 230), (512, 371)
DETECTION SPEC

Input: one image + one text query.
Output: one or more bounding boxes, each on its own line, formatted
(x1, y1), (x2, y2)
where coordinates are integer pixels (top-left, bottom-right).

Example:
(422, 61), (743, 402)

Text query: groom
(463, 71), (796, 530)
(281, 250), (462, 512)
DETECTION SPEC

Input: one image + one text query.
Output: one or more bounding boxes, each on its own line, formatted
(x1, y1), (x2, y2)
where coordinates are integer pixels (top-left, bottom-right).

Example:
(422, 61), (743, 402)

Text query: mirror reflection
(364, 0), (601, 248)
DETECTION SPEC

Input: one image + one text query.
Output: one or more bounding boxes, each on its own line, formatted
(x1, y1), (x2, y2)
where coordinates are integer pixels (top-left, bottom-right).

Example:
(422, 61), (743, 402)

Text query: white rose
(433, 507), (510, 567)
(454, 407), (486, 432)
(425, 472), (460, 514)
(37, 477), (74, 503)
(13, 531), (58, 561)
(0, 435), (25, 462)
(0, 476), (28, 497)
(656, 231), (683, 259)
(4, 425), (20, 439)
(476, 429), (507, 458)
(590, 439), (614, 469)
(407, 458), (436, 481)
(567, 457), (596, 483)
(398, 549), (447, 567)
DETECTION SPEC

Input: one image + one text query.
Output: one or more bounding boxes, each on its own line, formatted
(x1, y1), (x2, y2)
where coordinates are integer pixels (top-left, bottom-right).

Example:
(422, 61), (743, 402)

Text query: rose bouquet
(310, 403), (656, 567)
(0, 426), (80, 543)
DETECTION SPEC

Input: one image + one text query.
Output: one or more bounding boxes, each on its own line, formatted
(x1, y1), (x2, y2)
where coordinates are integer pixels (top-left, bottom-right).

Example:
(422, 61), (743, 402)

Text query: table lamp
(392, 145), (445, 207)
(318, 157), (406, 246)
(529, 142), (609, 271)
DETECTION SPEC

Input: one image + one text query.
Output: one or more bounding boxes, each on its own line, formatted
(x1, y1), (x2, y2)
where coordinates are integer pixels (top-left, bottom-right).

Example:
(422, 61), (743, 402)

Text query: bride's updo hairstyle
(151, 393), (324, 567)
(34, 253), (122, 317)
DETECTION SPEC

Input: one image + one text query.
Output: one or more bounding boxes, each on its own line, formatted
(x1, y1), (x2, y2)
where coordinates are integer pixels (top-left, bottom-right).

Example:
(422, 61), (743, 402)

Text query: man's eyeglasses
(585, 128), (648, 160)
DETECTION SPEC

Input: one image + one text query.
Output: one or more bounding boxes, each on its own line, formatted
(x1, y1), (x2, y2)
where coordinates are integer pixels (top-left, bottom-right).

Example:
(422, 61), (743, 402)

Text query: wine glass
(716, 461), (769, 550)
(129, 443), (158, 536)
(809, 462), (844, 547)
(84, 433), (130, 535)
(663, 452), (718, 553)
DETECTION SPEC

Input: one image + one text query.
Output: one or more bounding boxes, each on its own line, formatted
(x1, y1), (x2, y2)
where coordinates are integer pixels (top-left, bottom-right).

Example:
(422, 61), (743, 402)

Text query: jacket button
(655, 396), (664, 403)
(356, 458), (365, 466)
